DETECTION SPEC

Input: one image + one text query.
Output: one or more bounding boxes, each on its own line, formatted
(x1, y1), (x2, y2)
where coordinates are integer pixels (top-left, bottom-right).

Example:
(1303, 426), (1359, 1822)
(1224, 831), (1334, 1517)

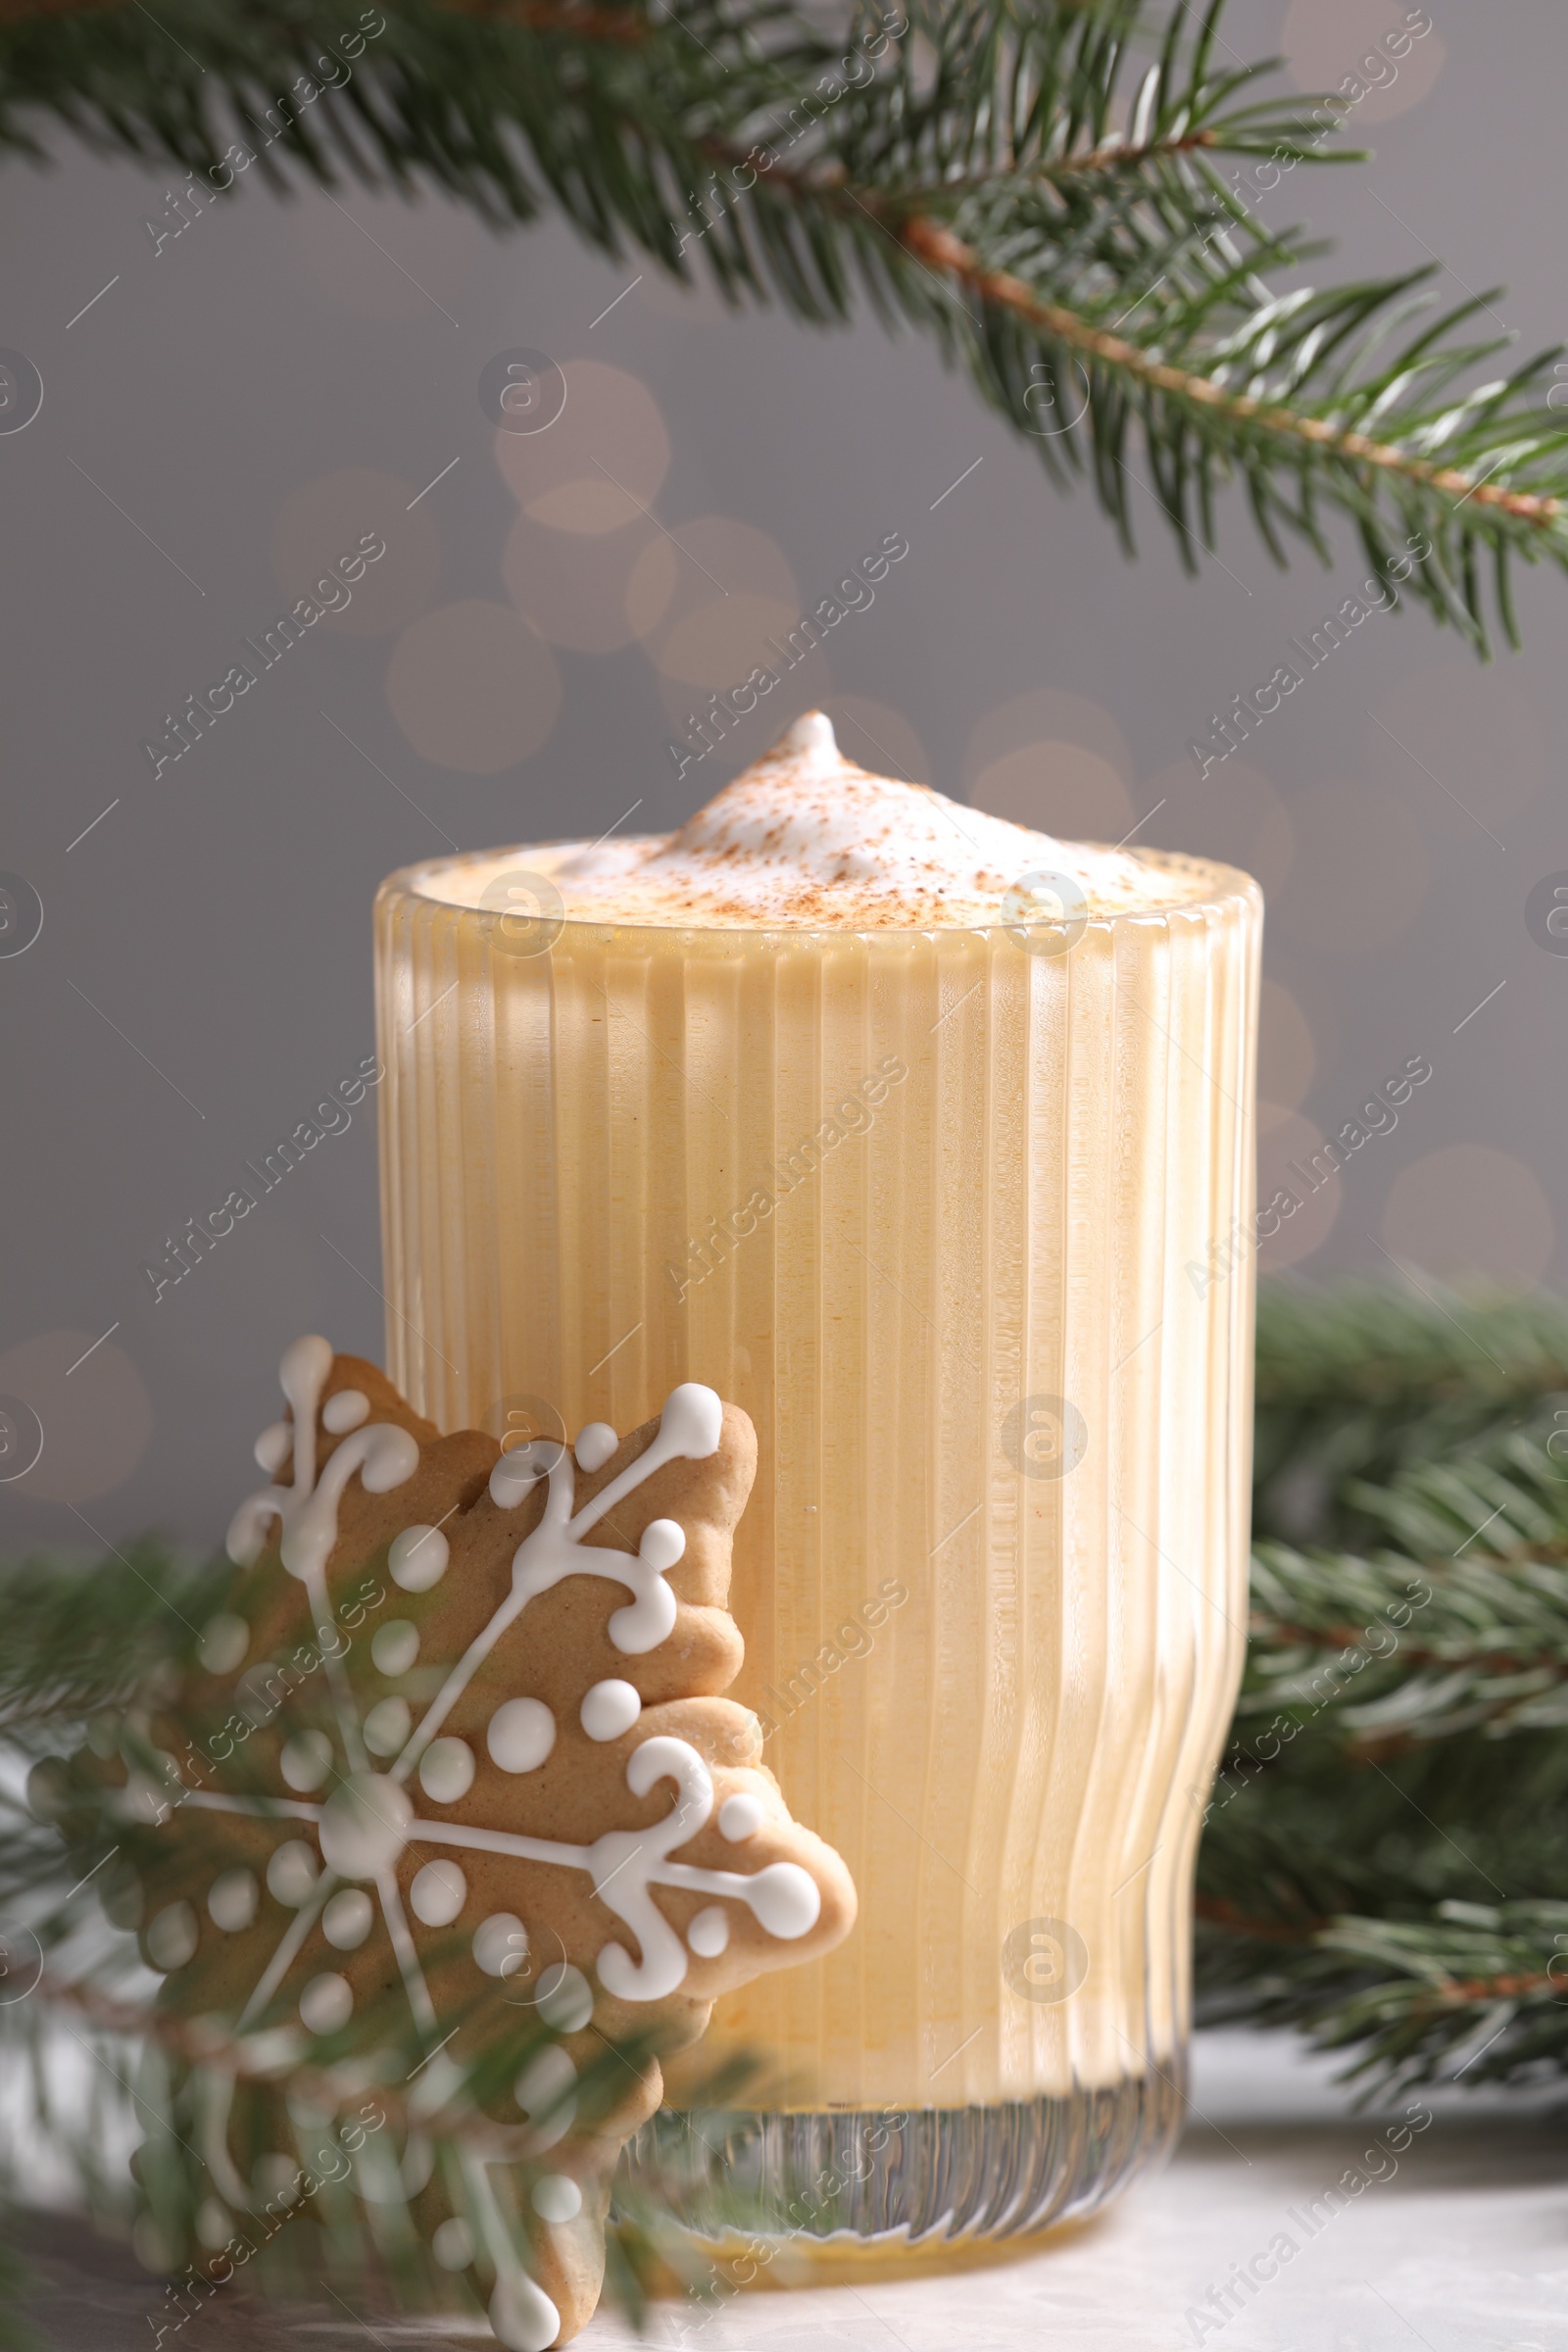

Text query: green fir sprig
(8, 1283), (1568, 2335)
(0, 1544), (769, 2347)
(2, 0), (1567, 647)
(1200, 1282), (1568, 2094)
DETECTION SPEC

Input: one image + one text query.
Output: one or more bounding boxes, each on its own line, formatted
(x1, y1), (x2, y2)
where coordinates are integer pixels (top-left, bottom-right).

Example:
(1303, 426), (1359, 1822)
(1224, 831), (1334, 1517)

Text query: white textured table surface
(16, 2034), (1568, 2350)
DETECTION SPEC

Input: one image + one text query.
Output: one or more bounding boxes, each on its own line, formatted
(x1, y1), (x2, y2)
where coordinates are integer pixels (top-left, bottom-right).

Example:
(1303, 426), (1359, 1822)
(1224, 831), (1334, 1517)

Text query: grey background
(1, 0), (1564, 1551)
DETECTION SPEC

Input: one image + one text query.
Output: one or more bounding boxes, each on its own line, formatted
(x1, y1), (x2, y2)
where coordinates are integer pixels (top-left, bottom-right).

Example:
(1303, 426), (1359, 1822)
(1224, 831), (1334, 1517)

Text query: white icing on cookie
(419, 1738), (475, 1803)
(279, 1730), (334, 1791)
(208, 1869), (258, 1932)
(321, 1389), (370, 1435)
(580, 1680), (640, 1741)
(687, 1904), (729, 1958)
(573, 1422), (617, 1473)
(253, 1424), (291, 1476)
(372, 1620), (420, 1678)
(299, 1972), (353, 2034)
(489, 2274), (560, 2352)
(146, 1900), (198, 1970)
(390, 1524), (449, 1592)
(266, 1840), (319, 1905)
(322, 1889), (373, 1949)
(473, 1913), (528, 1979)
(718, 1792), (764, 1841)
(487, 1697), (556, 1774)
(514, 2045), (576, 2147)
(433, 2217), (474, 2270)
(531, 2175), (582, 2224)
(365, 1696), (413, 1757)
(411, 1859), (466, 1926)
(198, 1613), (249, 1675)
(536, 1961), (594, 2032)
(171, 1347), (839, 2337)
(317, 1774), (412, 1879)
(226, 1336), (418, 1583)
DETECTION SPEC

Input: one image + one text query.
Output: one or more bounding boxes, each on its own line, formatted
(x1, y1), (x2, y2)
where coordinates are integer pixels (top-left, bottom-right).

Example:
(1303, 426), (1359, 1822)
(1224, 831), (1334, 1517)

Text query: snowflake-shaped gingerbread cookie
(93, 1336), (856, 2349)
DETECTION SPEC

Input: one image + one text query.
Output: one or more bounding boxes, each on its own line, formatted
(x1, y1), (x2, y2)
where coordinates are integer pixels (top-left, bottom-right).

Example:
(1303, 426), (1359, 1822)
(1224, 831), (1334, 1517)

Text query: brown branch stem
(896, 215), (1563, 527)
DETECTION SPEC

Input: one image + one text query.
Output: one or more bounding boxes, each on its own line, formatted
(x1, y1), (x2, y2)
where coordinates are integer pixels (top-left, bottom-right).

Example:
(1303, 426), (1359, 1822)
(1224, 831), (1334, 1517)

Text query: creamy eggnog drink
(374, 713), (1260, 2248)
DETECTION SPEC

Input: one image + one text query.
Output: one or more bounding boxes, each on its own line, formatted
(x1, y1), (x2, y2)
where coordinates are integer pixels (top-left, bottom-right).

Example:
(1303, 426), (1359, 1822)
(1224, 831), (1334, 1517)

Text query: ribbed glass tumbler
(373, 845), (1261, 2262)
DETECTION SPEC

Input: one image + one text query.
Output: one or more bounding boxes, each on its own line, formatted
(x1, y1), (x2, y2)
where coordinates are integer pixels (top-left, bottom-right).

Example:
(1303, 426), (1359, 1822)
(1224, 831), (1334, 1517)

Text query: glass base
(619, 2061), (1186, 2264)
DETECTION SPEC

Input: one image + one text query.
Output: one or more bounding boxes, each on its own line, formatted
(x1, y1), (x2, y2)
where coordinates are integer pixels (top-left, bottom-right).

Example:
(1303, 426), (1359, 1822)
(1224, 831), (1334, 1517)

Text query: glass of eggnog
(373, 711), (1261, 2257)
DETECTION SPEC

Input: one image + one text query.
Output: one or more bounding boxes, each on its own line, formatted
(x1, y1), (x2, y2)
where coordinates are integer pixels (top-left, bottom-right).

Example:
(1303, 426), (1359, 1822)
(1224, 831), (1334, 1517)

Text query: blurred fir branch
(0, 0), (1566, 646)
(1200, 1280), (1568, 2094)
(0, 1548), (769, 2341)
(7, 1280), (1568, 2328)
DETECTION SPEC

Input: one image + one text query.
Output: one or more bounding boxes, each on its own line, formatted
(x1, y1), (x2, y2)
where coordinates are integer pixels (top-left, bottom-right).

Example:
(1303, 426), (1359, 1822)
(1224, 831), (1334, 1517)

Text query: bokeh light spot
(0, 1330), (152, 1505)
(387, 601), (562, 774)
(1381, 1146), (1554, 1292)
(495, 361), (669, 535)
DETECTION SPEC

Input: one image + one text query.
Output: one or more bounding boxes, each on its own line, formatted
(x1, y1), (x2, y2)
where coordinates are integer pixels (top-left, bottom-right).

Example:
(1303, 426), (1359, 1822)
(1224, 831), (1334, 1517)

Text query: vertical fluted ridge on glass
(374, 861), (1261, 2121)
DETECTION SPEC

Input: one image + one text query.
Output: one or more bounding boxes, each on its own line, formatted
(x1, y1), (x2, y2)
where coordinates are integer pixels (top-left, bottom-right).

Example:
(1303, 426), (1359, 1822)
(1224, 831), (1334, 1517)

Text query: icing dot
(120, 1752), (184, 1826)
(318, 1774), (413, 1879)
(267, 1840), (319, 1906)
(145, 1901), (198, 1971)
(280, 1729), (335, 1791)
(365, 1695), (413, 1757)
(661, 1383), (722, 1458)
(253, 2153), (301, 2203)
(408, 2052), (466, 2123)
(253, 1422), (291, 1475)
(487, 1697), (556, 1774)
(432, 2217), (474, 2271)
(490, 2278), (561, 2352)
(411, 1860), (467, 1927)
(208, 1869), (259, 1933)
(473, 1913), (528, 1980)
(321, 1389), (370, 1434)
(237, 1662), (287, 1727)
(746, 1861), (820, 1939)
(195, 2198), (233, 2250)
(531, 2173), (582, 2224)
(573, 1422), (617, 1473)
(489, 1446), (550, 1509)
(299, 1972), (354, 2035)
(390, 1524), (449, 1592)
(419, 1737), (475, 1804)
(322, 1888), (374, 1949)
(718, 1792), (764, 1842)
(514, 2046), (576, 2148)
(536, 1961), (593, 2033)
(639, 1517), (685, 1573)
(687, 1904), (730, 1959)
(371, 1619), (420, 1678)
(197, 1613), (249, 1675)
(579, 1680), (640, 1742)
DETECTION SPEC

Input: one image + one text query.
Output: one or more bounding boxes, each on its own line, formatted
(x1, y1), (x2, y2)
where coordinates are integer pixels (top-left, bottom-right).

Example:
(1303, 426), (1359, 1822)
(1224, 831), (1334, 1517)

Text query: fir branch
(1202, 1299), (1568, 2089)
(0, 0), (1565, 643)
(899, 214), (1561, 524)
(1253, 1282), (1568, 1547)
(1199, 1899), (1568, 2092)
(0, 1543), (218, 1743)
(17, 1968), (647, 2163)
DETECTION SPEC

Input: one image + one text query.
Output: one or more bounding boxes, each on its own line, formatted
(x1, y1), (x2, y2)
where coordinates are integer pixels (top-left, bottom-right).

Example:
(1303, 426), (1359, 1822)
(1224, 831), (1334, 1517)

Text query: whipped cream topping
(427, 713), (1239, 931)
